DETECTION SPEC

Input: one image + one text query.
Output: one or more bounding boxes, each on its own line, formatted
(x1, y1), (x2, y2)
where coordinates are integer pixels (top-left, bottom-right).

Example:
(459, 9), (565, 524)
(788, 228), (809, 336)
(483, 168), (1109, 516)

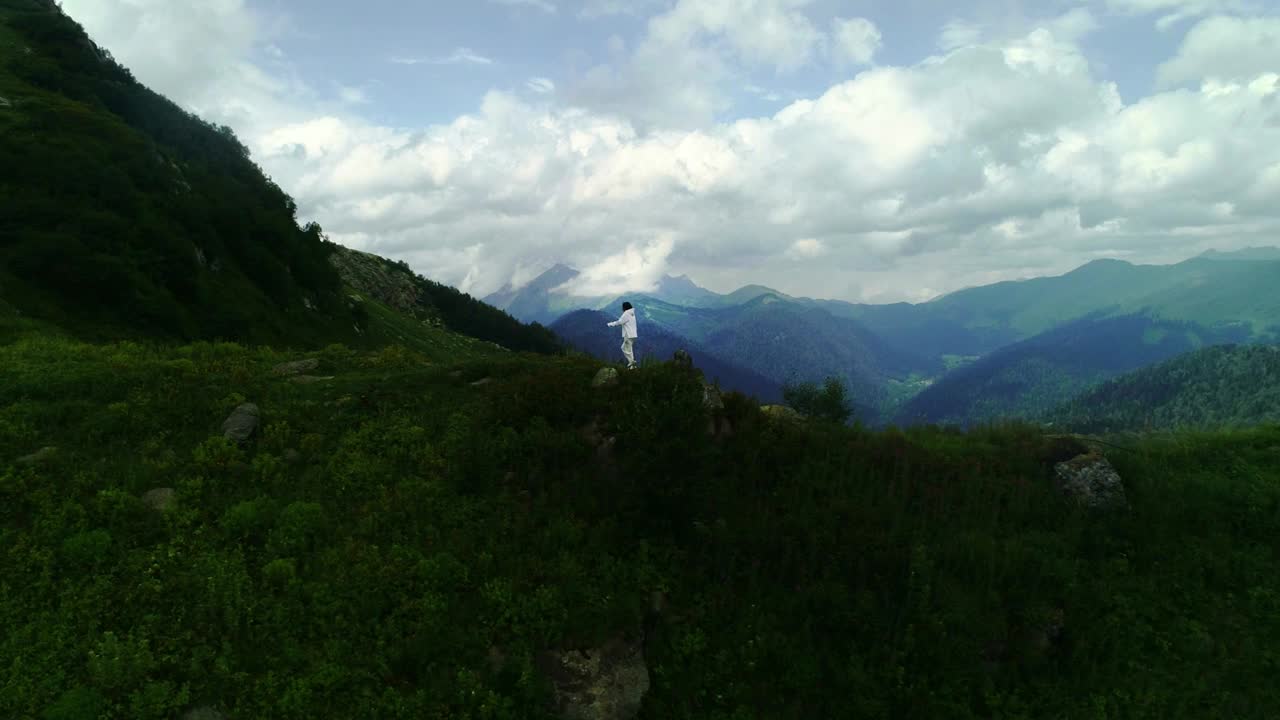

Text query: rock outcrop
(701, 380), (724, 412)
(16, 446), (57, 466)
(221, 403), (260, 443)
(289, 375), (334, 385)
(592, 367), (619, 388)
(141, 488), (177, 512)
(329, 245), (431, 318)
(1053, 452), (1127, 509)
(538, 634), (650, 720)
(761, 405), (803, 422)
(272, 358), (319, 376)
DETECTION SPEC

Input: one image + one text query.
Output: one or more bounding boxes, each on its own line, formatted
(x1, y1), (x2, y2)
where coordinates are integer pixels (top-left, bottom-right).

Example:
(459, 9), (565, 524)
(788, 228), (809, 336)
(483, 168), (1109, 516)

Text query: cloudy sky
(61, 0), (1280, 303)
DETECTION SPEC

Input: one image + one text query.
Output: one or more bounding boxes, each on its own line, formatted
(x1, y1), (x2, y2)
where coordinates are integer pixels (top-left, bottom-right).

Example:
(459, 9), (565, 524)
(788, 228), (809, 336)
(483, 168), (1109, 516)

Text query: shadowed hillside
(0, 0), (358, 345)
(894, 313), (1253, 427)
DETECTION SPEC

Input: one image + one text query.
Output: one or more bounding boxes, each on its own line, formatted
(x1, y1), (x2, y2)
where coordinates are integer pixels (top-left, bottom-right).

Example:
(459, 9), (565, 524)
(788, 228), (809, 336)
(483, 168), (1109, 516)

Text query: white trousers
(621, 338), (636, 368)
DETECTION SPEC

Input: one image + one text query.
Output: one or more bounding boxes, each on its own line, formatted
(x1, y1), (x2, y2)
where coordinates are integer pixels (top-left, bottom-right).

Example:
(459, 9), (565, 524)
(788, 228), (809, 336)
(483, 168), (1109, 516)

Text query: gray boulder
(592, 367), (619, 388)
(289, 375), (334, 385)
(761, 405), (803, 422)
(141, 488), (177, 512)
(538, 635), (649, 720)
(272, 358), (319, 376)
(183, 707), (227, 720)
(1053, 453), (1127, 509)
(701, 380), (724, 412)
(221, 403), (260, 443)
(16, 446), (57, 466)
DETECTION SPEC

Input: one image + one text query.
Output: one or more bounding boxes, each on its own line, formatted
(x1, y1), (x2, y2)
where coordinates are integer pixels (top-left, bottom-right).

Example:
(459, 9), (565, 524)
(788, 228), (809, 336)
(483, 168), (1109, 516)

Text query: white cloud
(60, 0), (257, 106)
(939, 8), (1098, 52)
(580, 0), (667, 18)
(1156, 16), (1280, 87)
(1105, 0), (1262, 29)
(59, 0), (1280, 303)
(786, 238), (827, 259)
(390, 48), (495, 66)
(831, 17), (882, 66)
(526, 76), (556, 93)
(339, 86), (369, 104)
(58, 0), (310, 141)
(568, 0), (826, 129)
(745, 84), (785, 101)
(650, 0), (824, 71)
(490, 0), (557, 13)
(939, 20), (983, 51)
(559, 235), (678, 296)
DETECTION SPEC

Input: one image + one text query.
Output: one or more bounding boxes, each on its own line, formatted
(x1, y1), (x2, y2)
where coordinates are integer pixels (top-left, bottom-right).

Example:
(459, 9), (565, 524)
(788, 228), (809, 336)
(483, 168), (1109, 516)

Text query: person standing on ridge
(607, 301), (639, 369)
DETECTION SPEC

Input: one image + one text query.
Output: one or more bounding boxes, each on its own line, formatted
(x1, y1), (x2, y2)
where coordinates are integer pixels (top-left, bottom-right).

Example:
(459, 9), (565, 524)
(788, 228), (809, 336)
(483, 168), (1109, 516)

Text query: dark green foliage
(0, 1), (361, 346)
(782, 376), (852, 424)
(1052, 344), (1280, 432)
(5, 330), (1280, 718)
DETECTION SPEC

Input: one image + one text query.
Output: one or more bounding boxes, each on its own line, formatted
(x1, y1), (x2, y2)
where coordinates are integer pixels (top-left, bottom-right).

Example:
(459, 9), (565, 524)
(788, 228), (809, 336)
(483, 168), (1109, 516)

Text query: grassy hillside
(1052, 344), (1280, 433)
(5, 328), (1280, 718)
(895, 314), (1251, 427)
(330, 246), (562, 355)
(551, 309), (784, 403)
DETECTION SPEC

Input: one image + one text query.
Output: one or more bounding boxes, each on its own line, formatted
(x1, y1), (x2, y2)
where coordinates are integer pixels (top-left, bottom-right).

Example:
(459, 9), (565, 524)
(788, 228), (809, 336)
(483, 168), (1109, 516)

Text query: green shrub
(220, 498), (275, 542)
(267, 501), (327, 557)
(42, 687), (106, 720)
(782, 376), (853, 424)
(60, 529), (112, 567)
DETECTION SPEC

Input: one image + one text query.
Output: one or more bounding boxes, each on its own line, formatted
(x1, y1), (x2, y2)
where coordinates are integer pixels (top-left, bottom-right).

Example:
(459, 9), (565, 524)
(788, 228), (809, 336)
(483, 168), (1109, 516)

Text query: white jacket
(608, 308), (638, 339)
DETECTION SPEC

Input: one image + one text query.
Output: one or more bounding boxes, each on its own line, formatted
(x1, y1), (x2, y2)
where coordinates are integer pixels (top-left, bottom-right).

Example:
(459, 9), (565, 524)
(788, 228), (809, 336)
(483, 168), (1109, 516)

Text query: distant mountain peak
(1074, 257), (1134, 270)
(1196, 246), (1280, 261)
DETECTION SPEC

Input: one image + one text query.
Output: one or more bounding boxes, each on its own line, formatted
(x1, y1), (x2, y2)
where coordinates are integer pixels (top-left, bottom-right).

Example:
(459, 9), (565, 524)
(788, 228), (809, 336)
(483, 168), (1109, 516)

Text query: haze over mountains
(489, 250), (1280, 424)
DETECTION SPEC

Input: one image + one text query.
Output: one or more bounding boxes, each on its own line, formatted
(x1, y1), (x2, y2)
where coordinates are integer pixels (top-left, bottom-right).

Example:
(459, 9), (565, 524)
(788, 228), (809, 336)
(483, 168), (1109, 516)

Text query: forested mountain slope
(0, 0), (363, 344)
(894, 313), (1251, 427)
(1051, 344), (1280, 432)
(823, 255), (1280, 363)
(0, 0), (554, 355)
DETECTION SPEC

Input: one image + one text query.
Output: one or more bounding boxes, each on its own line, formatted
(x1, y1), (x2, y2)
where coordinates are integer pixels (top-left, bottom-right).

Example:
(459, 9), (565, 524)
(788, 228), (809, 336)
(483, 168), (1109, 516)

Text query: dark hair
(622, 302), (633, 311)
